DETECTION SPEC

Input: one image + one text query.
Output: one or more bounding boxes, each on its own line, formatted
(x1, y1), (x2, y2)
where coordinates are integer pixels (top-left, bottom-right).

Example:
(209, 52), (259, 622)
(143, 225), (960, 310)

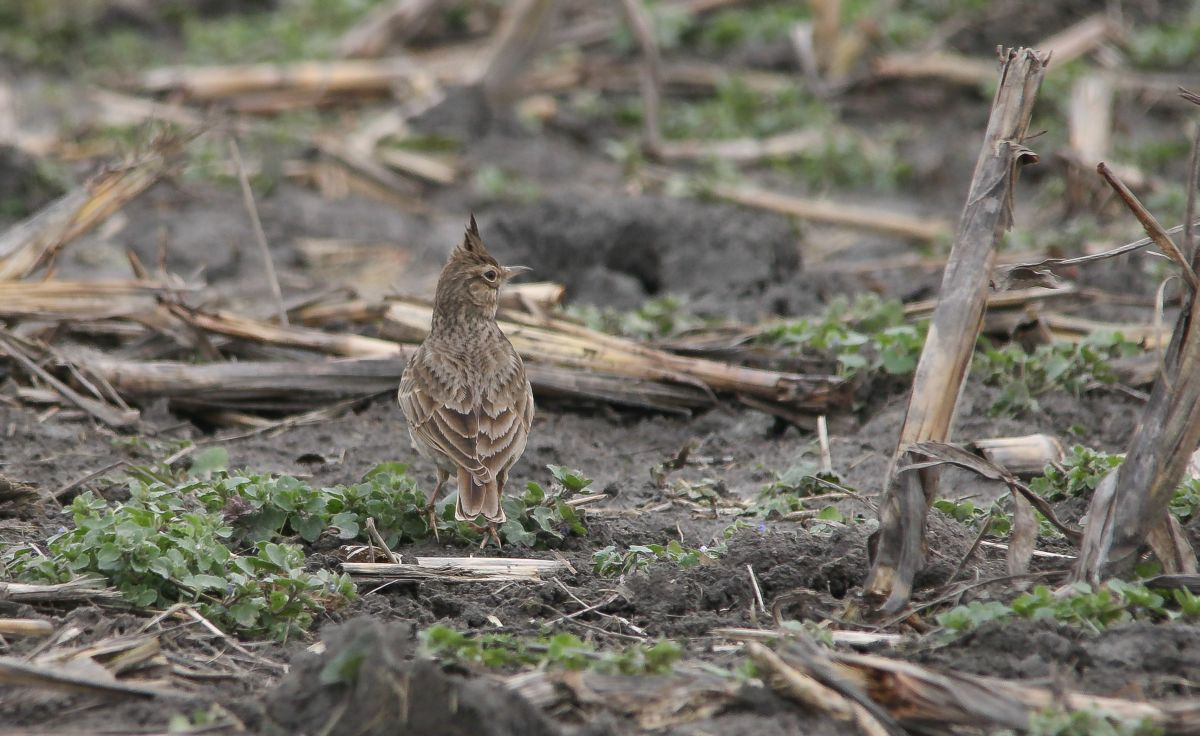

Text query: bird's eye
(482, 269), (498, 282)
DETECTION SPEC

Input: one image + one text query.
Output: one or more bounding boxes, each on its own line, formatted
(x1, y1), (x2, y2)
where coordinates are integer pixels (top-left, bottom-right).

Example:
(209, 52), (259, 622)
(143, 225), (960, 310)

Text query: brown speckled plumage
(398, 216), (534, 535)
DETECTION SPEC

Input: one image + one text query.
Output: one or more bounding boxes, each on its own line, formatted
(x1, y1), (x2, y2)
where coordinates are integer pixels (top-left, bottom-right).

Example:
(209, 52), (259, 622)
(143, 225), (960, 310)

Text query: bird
(398, 215), (534, 546)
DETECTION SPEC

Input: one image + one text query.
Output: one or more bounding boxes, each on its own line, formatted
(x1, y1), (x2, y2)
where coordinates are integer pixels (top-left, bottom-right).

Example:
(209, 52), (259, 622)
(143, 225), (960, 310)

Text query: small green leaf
(293, 514), (325, 543)
(229, 601), (260, 628)
(363, 462), (408, 480)
(524, 481), (546, 503)
(500, 519), (536, 547)
(319, 645), (367, 685)
(330, 511), (360, 539)
(262, 543), (290, 569)
(547, 465), (593, 492)
(816, 506), (844, 522)
(181, 574), (228, 591)
(188, 447), (229, 479)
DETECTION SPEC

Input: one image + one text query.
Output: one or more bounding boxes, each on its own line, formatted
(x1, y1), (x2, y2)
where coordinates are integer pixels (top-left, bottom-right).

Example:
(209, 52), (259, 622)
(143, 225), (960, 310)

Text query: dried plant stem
(228, 138), (287, 325)
(1072, 102), (1200, 581)
(618, 0), (663, 153)
(478, 0), (558, 108)
(1097, 162), (1198, 289)
(864, 48), (1047, 613)
(336, 0), (443, 59)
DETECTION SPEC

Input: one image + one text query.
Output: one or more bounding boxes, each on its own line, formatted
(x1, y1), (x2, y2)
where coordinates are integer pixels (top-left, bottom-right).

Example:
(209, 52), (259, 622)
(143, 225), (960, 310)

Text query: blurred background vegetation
(1, 0), (1198, 273)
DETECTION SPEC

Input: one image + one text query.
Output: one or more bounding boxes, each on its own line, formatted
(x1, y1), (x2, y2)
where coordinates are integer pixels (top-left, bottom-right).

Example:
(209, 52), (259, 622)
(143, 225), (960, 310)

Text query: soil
(1, 1), (1198, 734)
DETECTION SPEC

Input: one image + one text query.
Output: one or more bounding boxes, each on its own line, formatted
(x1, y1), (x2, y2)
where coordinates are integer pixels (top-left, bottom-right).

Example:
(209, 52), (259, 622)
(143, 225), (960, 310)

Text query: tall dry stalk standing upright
(863, 48), (1049, 613)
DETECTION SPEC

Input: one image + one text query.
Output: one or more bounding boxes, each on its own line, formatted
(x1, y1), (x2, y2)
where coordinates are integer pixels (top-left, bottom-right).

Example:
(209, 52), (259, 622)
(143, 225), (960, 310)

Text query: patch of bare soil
(915, 619), (1200, 699)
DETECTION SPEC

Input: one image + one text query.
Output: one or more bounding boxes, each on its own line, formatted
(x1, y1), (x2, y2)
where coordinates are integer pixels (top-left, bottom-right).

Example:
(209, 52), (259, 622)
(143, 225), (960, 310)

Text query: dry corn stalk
(1072, 149), (1200, 580)
(865, 48), (1048, 613)
(0, 138), (189, 281)
(139, 58), (433, 101)
(154, 303), (841, 414)
(336, 0), (445, 59)
(384, 298), (846, 411)
(0, 280), (189, 320)
(971, 434), (1064, 475)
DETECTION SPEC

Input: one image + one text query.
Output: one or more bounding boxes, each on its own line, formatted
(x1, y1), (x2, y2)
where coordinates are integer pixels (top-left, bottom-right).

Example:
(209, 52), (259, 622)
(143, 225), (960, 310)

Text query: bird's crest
(460, 214), (486, 256)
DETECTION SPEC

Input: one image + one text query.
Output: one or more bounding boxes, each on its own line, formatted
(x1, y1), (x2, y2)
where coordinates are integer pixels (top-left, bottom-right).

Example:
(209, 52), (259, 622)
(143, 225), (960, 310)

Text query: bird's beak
(503, 265), (532, 280)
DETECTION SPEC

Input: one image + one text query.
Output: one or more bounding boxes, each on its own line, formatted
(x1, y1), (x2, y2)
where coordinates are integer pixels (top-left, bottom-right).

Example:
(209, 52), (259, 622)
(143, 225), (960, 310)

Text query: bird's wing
(476, 349), (534, 483)
(398, 351), (492, 483)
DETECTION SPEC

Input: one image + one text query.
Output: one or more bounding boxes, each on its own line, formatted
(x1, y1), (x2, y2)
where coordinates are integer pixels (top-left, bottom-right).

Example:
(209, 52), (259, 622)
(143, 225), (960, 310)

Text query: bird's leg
(477, 521), (502, 550)
(425, 469), (449, 542)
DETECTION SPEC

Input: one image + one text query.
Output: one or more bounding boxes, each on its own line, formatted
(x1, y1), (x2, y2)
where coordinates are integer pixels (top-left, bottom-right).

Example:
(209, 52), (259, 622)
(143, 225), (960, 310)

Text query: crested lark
(398, 216), (534, 545)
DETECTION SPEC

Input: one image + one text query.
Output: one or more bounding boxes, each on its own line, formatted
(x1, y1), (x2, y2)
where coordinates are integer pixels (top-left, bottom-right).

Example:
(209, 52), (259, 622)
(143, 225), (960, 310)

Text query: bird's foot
(467, 521), (502, 549)
(485, 522), (502, 549)
(424, 503), (441, 543)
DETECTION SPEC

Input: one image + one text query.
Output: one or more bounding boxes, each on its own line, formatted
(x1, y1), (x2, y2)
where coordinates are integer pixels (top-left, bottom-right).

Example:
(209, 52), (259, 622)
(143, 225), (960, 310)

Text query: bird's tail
(455, 467), (505, 523)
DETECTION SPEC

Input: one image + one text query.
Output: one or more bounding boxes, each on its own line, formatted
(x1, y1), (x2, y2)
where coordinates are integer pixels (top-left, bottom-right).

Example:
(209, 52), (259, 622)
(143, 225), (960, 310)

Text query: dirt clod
(486, 196), (805, 318)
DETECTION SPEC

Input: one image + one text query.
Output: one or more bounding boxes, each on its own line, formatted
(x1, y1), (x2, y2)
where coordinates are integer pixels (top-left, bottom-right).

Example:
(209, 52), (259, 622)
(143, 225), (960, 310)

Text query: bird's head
(434, 215), (530, 320)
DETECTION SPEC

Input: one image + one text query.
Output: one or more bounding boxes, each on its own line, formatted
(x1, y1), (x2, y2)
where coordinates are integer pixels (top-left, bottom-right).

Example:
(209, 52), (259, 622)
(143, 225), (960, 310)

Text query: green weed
(565, 295), (714, 341)
(973, 333), (1140, 417)
(754, 461), (847, 520)
(1028, 445), (1122, 502)
(1126, 11), (1200, 70)
(1027, 707), (1161, 736)
(937, 580), (1200, 639)
(592, 539), (720, 576)
(422, 625), (682, 675)
(690, 3), (812, 51)
(190, 460), (589, 549)
(2, 459), (592, 639)
(4, 487), (353, 641)
(472, 165), (542, 204)
(758, 293), (926, 377)
(663, 81), (831, 141)
(1028, 445), (1200, 525)
(1, 0), (392, 71)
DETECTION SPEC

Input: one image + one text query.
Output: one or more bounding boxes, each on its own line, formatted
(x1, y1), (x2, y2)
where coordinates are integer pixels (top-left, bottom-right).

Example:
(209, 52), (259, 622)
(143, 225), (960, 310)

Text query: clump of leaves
(610, 1), (692, 52)
(167, 704), (233, 734)
(655, 80), (910, 190)
(4, 486), (353, 641)
(758, 293), (926, 377)
(1029, 446), (1122, 502)
(779, 126), (914, 191)
(1027, 445), (1200, 525)
(664, 477), (731, 511)
(932, 497), (1012, 535)
(690, 3), (812, 51)
(753, 460), (850, 525)
(933, 492), (1079, 540)
(188, 460), (587, 549)
(2, 0), (383, 71)
(592, 539), (720, 576)
(1170, 478), (1200, 525)
(2, 458), (594, 638)
(502, 465), (591, 547)
(663, 80), (831, 141)
(937, 580), (1200, 639)
(422, 625), (681, 675)
(1028, 707), (1162, 736)
(1125, 11), (1200, 70)
(973, 333), (1140, 417)
(472, 165), (541, 204)
(565, 295), (714, 341)
(934, 599), (1014, 635)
